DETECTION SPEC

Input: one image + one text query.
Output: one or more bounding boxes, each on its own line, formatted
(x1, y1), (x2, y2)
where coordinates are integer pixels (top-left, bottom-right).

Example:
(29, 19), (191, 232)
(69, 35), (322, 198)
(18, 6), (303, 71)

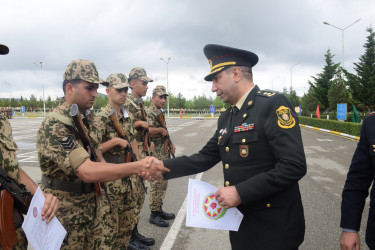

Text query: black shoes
(136, 231), (155, 246)
(127, 238), (150, 250)
(149, 208), (176, 227)
(127, 224), (155, 250)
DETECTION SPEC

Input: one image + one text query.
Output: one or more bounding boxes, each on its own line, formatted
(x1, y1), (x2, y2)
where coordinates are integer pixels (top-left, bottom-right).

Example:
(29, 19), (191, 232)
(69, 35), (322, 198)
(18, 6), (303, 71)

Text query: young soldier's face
(107, 86), (128, 105)
(131, 79), (148, 97)
(72, 81), (98, 111)
(152, 95), (167, 109)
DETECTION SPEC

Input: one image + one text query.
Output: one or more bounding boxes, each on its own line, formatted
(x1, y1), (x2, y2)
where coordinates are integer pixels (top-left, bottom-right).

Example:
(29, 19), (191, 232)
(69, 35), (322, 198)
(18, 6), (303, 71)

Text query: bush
(298, 116), (362, 136)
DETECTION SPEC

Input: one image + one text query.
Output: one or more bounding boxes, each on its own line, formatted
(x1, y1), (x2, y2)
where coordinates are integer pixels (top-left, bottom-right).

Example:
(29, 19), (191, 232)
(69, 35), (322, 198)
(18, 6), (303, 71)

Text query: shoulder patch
(256, 90), (277, 98)
(276, 106), (295, 129)
(59, 136), (76, 150)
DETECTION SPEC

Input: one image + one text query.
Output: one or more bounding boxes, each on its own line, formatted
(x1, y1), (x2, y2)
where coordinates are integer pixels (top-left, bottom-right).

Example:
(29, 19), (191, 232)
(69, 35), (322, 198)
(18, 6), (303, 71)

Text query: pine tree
(328, 68), (350, 110)
(308, 49), (340, 111)
(343, 27), (375, 110)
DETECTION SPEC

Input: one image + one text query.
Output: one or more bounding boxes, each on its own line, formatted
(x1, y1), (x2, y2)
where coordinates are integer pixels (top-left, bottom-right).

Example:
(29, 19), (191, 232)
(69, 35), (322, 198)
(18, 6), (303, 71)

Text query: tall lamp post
(160, 57), (170, 117)
(290, 62), (301, 91)
(323, 19), (361, 68)
(271, 76), (280, 91)
(33, 61), (46, 117)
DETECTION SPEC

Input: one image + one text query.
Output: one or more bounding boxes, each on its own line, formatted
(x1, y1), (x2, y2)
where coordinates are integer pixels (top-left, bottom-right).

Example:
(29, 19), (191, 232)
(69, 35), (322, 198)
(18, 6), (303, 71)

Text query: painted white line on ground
(160, 172), (203, 250)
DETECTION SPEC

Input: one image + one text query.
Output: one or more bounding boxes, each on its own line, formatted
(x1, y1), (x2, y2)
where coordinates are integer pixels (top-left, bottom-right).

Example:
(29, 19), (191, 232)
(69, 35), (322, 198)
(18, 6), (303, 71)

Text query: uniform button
(242, 139), (246, 143)
(225, 181), (230, 187)
(225, 147), (229, 152)
(266, 203), (271, 208)
(243, 113), (247, 118)
(248, 100), (253, 106)
(225, 164), (229, 169)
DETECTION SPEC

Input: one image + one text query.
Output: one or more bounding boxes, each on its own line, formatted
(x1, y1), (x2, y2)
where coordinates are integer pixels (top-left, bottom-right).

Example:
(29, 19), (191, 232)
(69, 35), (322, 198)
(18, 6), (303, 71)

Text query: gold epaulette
(256, 90), (277, 98)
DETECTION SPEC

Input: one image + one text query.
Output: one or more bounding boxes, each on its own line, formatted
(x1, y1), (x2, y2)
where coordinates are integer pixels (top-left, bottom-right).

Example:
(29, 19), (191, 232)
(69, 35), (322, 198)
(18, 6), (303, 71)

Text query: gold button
(258, 91), (261, 93)
(243, 113), (247, 118)
(225, 164), (229, 169)
(242, 139), (246, 143)
(266, 203), (271, 208)
(225, 147), (229, 152)
(248, 100), (253, 105)
(225, 181), (230, 187)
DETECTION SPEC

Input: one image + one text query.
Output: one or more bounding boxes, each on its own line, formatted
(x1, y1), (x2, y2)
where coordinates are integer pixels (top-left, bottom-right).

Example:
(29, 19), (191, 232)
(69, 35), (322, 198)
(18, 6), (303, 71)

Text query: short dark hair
(62, 79), (82, 94)
(225, 66), (253, 81)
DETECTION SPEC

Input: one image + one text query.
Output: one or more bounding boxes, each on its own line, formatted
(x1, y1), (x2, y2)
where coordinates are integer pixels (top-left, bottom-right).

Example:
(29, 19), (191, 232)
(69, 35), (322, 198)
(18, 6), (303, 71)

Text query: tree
(309, 49), (340, 111)
(301, 87), (319, 115)
(288, 89), (300, 107)
(343, 27), (375, 110)
(175, 93), (186, 109)
(328, 68), (350, 111)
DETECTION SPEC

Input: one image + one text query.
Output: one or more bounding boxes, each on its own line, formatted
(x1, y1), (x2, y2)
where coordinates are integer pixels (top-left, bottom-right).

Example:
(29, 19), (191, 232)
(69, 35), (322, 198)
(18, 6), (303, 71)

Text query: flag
(316, 104), (320, 119)
(353, 104), (360, 123)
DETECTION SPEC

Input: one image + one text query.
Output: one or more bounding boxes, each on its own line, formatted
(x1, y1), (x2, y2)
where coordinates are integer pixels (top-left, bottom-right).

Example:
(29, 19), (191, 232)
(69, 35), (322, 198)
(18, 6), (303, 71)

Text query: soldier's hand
(117, 138), (130, 149)
(135, 120), (149, 130)
(215, 186), (242, 209)
(41, 193), (60, 223)
(140, 157), (170, 180)
(170, 145), (176, 155)
(149, 142), (155, 153)
(160, 128), (168, 136)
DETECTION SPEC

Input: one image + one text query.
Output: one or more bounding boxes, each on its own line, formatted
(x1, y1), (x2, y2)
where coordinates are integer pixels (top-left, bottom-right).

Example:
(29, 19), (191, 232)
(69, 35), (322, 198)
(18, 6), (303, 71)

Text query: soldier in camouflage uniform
(37, 60), (168, 249)
(147, 85), (176, 227)
(0, 43), (59, 250)
(93, 73), (140, 248)
(124, 67), (155, 250)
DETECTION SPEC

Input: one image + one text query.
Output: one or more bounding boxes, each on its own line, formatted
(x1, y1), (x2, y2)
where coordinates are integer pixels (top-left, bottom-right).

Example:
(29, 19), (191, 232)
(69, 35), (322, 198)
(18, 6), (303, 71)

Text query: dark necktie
(230, 106), (239, 126)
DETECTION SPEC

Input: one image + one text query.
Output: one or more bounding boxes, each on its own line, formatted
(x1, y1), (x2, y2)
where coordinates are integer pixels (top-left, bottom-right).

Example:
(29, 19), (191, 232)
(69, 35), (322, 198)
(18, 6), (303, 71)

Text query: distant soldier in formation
(147, 85), (176, 227)
(37, 59), (168, 249)
(93, 73), (140, 248)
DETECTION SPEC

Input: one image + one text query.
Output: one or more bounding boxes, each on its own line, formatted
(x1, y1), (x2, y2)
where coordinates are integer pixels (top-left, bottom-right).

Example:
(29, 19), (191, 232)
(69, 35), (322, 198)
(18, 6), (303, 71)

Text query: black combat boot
(134, 224), (155, 246)
(159, 207), (175, 220)
(149, 210), (169, 227)
(127, 228), (150, 250)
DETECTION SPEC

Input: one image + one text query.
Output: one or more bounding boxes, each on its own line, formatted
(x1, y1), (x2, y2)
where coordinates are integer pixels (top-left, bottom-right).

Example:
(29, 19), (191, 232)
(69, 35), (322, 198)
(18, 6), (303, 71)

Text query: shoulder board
(256, 90), (277, 98)
(48, 112), (73, 126)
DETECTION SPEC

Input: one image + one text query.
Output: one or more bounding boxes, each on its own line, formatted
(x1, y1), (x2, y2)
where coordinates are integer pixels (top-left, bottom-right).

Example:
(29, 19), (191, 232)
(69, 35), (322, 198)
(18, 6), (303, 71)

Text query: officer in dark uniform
(162, 44), (307, 250)
(340, 113), (375, 250)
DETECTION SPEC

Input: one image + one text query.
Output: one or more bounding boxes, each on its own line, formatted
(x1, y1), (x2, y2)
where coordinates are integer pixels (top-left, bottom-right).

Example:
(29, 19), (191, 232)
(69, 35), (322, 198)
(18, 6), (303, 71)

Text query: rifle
(70, 104), (112, 206)
(136, 98), (152, 156)
(0, 167), (32, 250)
(156, 110), (175, 158)
(108, 109), (147, 193)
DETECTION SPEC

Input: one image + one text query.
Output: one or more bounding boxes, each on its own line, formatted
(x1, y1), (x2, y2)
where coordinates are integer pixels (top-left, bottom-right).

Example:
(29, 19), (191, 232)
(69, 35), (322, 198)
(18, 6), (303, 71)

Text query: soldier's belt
(41, 175), (95, 194)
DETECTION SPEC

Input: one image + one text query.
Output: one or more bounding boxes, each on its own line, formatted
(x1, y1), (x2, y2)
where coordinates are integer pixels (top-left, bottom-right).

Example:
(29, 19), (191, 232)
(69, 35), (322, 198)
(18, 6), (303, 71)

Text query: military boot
(134, 224), (155, 246)
(127, 228), (151, 250)
(159, 207), (175, 220)
(149, 210), (169, 227)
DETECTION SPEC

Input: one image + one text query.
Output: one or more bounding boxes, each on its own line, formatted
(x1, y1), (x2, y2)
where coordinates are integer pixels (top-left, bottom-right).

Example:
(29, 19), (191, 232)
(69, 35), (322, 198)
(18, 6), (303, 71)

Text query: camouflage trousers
(149, 177), (168, 212)
(60, 220), (96, 250)
(130, 175), (146, 227)
(0, 227), (28, 250)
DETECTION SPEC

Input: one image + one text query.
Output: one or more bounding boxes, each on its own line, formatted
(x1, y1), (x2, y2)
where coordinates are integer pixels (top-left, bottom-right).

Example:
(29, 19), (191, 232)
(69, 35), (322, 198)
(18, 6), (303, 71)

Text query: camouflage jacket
(124, 93), (149, 158)
(95, 103), (136, 194)
(0, 114), (20, 182)
(36, 101), (100, 225)
(147, 104), (170, 160)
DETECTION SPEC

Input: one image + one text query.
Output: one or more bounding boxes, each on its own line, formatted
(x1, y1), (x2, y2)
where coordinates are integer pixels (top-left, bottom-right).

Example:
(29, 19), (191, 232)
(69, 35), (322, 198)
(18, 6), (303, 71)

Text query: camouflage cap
(63, 59), (105, 84)
(0, 44), (9, 55)
(105, 73), (129, 89)
(153, 85), (168, 96)
(128, 67), (153, 82)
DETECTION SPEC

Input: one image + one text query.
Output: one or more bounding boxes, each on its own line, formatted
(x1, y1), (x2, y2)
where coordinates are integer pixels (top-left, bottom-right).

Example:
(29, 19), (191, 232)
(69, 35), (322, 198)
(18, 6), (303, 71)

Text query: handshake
(138, 157), (170, 181)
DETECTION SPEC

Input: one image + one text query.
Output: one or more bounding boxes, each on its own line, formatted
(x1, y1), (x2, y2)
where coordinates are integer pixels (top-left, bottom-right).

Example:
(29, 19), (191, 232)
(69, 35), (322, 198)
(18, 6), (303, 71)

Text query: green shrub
(298, 116), (362, 136)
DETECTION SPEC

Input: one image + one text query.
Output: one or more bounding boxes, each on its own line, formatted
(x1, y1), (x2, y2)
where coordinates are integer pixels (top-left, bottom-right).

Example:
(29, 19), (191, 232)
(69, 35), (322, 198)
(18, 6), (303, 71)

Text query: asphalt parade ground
(9, 117), (370, 250)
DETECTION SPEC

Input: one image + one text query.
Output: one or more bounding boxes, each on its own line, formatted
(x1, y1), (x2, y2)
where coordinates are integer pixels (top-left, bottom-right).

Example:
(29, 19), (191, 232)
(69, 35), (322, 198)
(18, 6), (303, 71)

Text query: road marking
(160, 172), (203, 250)
(317, 139), (333, 142)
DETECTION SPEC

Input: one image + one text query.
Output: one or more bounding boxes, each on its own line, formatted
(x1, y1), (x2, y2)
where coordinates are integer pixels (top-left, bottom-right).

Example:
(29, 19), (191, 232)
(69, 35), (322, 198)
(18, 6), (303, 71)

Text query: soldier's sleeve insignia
(59, 136), (76, 150)
(276, 106), (296, 129)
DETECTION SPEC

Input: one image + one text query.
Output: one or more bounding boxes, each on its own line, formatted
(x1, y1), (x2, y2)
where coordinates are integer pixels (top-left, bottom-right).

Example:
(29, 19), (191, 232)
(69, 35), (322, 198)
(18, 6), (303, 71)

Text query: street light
(271, 76), (280, 90)
(160, 57), (170, 117)
(290, 62), (301, 90)
(323, 19), (361, 68)
(33, 61), (46, 117)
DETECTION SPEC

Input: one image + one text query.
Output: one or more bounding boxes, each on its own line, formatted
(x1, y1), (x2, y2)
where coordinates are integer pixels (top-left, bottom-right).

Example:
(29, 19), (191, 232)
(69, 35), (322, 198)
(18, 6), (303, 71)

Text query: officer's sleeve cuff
(342, 228), (358, 233)
(69, 147), (90, 171)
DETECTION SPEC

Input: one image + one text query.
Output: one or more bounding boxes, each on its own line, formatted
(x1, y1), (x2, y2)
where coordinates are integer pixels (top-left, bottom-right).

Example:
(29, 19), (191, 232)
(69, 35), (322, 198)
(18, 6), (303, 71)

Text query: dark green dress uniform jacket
(341, 113), (375, 249)
(164, 85), (306, 250)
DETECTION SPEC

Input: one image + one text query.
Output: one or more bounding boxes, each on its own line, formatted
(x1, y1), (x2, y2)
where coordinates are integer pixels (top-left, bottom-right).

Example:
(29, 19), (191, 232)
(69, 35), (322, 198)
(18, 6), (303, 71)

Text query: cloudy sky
(1, 0), (374, 101)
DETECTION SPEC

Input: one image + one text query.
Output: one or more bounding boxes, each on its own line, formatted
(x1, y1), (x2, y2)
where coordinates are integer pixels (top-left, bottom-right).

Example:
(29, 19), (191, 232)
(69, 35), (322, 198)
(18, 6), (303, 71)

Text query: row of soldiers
(1, 43), (173, 250)
(0, 107), (12, 119)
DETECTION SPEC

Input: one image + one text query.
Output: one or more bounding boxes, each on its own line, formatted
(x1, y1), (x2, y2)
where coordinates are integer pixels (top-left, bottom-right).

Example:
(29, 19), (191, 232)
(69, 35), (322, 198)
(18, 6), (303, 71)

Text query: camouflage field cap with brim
(203, 44), (259, 81)
(128, 67), (153, 82)
(105, 73), (129, 89)
(153, 85), (168, 96)
(63, 59), (107, 85)
(0, 44), (9, 55)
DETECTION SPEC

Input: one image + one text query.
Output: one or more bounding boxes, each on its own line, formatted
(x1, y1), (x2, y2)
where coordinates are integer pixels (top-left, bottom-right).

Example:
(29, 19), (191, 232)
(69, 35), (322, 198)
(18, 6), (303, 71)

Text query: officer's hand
(134, 120), (149, 130)
(41, 193), (60, 223)
(139, 157), (170, 180)
(340, 232), (360, 250)
(117, 138), (129, 149)
(215, 186), (242, 209)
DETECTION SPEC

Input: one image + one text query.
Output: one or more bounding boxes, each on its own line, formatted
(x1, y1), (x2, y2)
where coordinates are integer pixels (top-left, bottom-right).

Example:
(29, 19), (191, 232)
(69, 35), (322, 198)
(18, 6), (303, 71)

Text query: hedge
(298, 116), (362, 137)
